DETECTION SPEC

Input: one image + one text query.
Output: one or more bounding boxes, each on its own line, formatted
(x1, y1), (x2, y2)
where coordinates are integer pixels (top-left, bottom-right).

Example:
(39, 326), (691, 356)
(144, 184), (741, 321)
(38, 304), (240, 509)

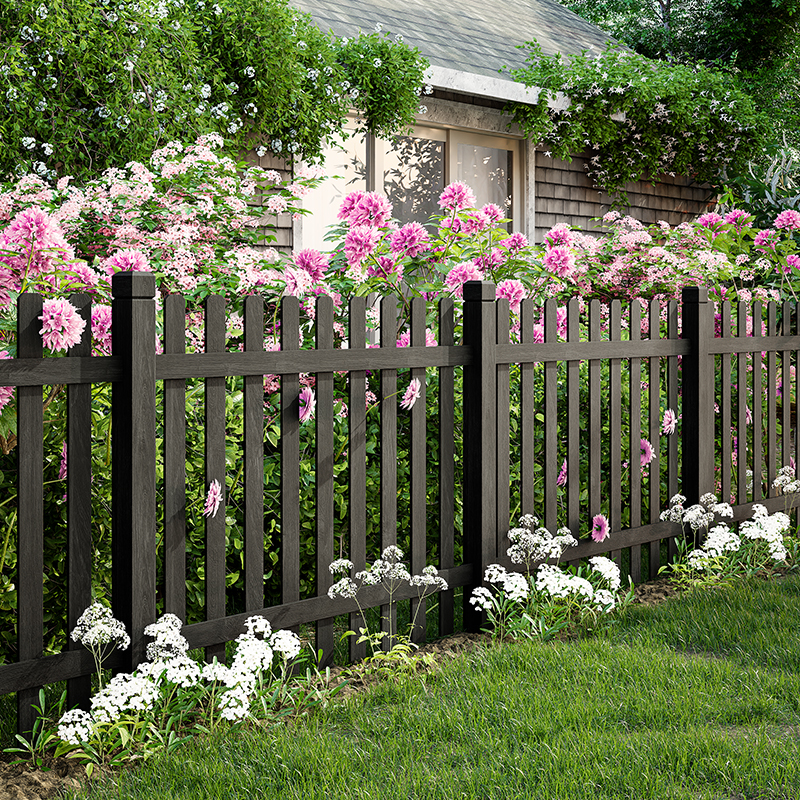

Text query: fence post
(462, 281), (497, 632)
(111, 271), (157, 671)
(681, 286), (715, 508)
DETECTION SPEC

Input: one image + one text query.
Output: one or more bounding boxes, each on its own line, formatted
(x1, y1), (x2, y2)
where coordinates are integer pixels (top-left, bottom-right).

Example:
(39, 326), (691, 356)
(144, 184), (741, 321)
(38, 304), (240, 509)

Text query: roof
(293, 0), (618, 90)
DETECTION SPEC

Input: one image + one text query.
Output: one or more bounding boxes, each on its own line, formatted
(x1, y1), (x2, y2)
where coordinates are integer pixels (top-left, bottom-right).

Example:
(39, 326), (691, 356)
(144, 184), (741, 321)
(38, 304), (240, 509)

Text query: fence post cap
(463, 281), (496, 302)
(112, 271), (157, 299)
(681, 286), (708, 303)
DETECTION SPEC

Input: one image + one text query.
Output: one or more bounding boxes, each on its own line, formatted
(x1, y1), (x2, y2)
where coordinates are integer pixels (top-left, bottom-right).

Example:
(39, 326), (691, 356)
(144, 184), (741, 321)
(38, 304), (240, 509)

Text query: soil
(0, 577), (681, 800)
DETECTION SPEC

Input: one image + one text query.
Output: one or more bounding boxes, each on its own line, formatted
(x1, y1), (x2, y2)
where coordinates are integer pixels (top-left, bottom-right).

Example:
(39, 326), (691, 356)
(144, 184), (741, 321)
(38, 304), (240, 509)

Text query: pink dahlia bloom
(495, 279), (526, 314)
(39, 298), (87, 352)
(0, 206), (74, 281)
(348, 192), (393, 228)
(661, 408), (677, 435)
(774, 209), (800, 230)
(389, 222), (431, 257)
(105, 248), (151, 275)
(293, 249), (329, 282)
(754, 229), (778, 250)
(724, 209), (751, 227)
(367, 255), (403, 281)
(59, 441), (68, 480)
(299, 387), (316, 423)
(591, 514), (610, 543)
(544, 223), (575, 249)
(0, 351), (13, 411)
(438, 181), (476, 212)
(344, 225), (380, 266)
(337, 191), (367, 223)
(696, 212), (723, 229)
(400, 378), (422, 410)
(499, 232), (528, 255)
(556, 459), (567, 487)
(203, 479), (223, 518)
(91, 304), (113, 355)
(544, 246), (576, 280)
(444, 261), (483, 298)
(640, 438), (655, 467)
(481, 203), (505, 223)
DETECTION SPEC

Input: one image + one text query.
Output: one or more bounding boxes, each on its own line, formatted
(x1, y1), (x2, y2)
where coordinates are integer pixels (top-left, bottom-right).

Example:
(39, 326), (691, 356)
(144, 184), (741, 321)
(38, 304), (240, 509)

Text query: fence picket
(409, 298), (427, 645)
(609, 300), (623, 566)
(163, 294), (187, 620)
(66, 294), (93, 712)
(438, 299), (456, 637)
(648, 300), (661, 579)
(753, 301), (763, 502)
(543, 299), (558, 533)
(243, 296), (265, 612)
(17, 293), (44, 735)
(496, 300), (511, 559)
(767, 303), (777, 493)
(566, 298), (580, 566)
(629, 301), (642, 584)
(667, 300), (679, 561)
(379, 297), (398, 648)
(520, 300), (536, 517)
(588, 300), (602, 555)
(348, 297), (367, 660)
(720, 302), (732, 508)
(781, 301), (792, 472)
(738, 302), (749, 504)
(205, 295), (227, 664)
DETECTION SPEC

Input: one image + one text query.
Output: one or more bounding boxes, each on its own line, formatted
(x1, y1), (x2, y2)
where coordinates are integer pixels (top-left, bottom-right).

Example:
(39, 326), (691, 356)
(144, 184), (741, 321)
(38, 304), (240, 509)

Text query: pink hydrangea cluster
(0, 206), (74, 284)
(444, 261), (483, 298)
(495, 279), (526, 313)
(389, 222), (431, 257)
(344, 226), (381, 267)
(774, 209), (800, 231)
(338, 191), (393, 228)
(293, 249), (329, 283)
(543, 247), (576, 280)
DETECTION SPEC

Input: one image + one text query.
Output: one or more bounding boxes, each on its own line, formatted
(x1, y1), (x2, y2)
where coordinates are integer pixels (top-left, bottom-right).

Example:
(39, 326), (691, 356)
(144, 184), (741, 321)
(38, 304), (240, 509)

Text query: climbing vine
(508, 41), (768, 201)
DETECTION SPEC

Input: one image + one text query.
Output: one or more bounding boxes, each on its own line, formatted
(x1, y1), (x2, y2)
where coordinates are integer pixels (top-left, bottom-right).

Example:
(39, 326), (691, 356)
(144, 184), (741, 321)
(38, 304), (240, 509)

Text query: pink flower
(591, 514), (610, 543)
(91, 304), (113, 354)
(293, 249), (329, 282)
(495, 279), (526, 313)
(661, 408), (677, 435)
(367, 255), (404, 281)
(0, 352), (13, 412)
(283, 267), (312, 297)
(461, 211), (489, 234)
(203, 479), (223, 518)
(0, 206), (74, 281)
(400, 378), (422, 410)
(544, 224), (574, 249)
(498, 232), (528, 254)
(39, 298), (87, 352)
(337, 191), (367, 223)
(724, 209), (751, 227)
(389, 222), (431, 257)
(266, 195), (289, 214)
(348, 192), (393, 228)
(438, 181), (476, 212)
(106, 248), (151, 275)
(481, 203), (504, 223)
(640, 438), (654, 467)
(786, 255), (800, 273)
(696, 212), (723, 229)
(444, 261), (483, 298)
(556, 459), (567, 487)
(344, 225), (380, 266)
(543, 246), (575, 280)
(754, 229), (778, 250)
(299, 387), (316, 422)
(774, 209), (800, 230)
(59, 441), (68, 480)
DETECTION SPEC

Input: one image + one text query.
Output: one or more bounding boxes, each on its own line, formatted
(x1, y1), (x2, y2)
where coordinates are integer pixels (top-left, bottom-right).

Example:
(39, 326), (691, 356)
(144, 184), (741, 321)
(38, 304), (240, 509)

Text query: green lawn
(70, 575), (800, 800)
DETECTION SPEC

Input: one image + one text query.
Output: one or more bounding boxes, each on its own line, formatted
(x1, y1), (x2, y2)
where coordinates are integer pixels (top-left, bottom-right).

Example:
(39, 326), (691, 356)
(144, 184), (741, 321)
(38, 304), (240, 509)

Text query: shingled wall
(534, 151), (713, 242)
(245, 150), (294, 253)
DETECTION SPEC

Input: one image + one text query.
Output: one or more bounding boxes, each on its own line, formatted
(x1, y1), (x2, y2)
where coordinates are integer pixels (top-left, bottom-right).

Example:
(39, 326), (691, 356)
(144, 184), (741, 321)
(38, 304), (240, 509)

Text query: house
(268, 0), (712, 249)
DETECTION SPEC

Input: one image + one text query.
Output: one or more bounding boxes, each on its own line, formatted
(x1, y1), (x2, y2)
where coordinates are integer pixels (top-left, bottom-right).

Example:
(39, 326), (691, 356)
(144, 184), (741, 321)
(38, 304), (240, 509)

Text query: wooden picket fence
(2, 273), (799, 734)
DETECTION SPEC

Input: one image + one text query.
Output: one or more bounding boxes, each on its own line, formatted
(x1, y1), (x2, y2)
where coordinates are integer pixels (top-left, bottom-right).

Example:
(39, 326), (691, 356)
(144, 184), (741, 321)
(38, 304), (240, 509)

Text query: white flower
(469, 586), (494, 611)
(244, 615), (272, 638)
(588, 556), (621, 591)
(244, 66), (256, 77)
(21, 137), (36, 150)
(593, 589), (616, 612)
(202, 660), (231, 683)
(72, 603), (130, 652)
(329, 558), (354, 575)
(328, 577), (358, 599)
(57, 709), (94, 744)
(164, 655), (201, 688)
(270, 629), (302, 661)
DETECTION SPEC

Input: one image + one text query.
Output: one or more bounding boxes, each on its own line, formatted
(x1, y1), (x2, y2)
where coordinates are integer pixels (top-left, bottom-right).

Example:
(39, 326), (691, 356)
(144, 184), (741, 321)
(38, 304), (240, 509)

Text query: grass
(67, 574), (800, 800)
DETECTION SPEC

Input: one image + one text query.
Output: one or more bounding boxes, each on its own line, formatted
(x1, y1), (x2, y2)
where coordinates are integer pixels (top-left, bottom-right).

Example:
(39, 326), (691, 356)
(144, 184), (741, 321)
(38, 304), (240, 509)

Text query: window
(299, 120), (523, 250)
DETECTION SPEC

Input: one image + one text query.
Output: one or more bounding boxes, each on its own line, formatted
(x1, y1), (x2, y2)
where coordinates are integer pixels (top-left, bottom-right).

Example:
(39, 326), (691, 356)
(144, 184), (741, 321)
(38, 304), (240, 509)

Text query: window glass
(302, 129), (367, 251)
(383, 135), (445, 227)
(456, 143), (513, 214)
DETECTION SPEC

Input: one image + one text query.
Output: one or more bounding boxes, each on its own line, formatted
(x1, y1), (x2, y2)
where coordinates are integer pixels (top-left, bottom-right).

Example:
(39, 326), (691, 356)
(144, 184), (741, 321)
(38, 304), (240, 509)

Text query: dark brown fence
(2, 273), (799, 734)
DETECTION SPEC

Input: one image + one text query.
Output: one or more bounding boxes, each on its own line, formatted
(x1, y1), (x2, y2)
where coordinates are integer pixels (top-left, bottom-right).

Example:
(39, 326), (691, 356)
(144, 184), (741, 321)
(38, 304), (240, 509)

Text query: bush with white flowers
(328, 545), (448, 670)
(470, 515), (631, 641)
(48, 605), (327, 771)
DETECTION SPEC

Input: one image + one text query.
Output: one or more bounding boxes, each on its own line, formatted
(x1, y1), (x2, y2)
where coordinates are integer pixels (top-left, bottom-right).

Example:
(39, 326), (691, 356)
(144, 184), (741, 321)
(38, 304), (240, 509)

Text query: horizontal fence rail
(1, 276), (799, 734)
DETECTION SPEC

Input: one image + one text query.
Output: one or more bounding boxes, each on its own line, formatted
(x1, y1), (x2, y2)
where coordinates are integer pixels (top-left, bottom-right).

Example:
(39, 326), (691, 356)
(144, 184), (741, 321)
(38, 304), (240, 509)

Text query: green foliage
(0, 0), (428, 180)
(508, 41), (767, 201)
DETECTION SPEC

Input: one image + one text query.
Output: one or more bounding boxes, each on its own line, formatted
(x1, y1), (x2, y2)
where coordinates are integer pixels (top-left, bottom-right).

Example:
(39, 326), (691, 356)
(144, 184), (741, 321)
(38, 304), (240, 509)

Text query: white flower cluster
(71, 603), (130, 652)
(144, 613), (187, 661)
(484, 564), (530, 602)
(90, 672), (160, 723)
(660, 493), (732, 531)
(506, 514), (577, 566)
(328, 547), (447, 599)
(740, 505), (789, 562)
(535, 564), (594, 600)
(773, 465), (800, 494)
(588, 556), (621, 591)
(57, 709), (94, 745)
